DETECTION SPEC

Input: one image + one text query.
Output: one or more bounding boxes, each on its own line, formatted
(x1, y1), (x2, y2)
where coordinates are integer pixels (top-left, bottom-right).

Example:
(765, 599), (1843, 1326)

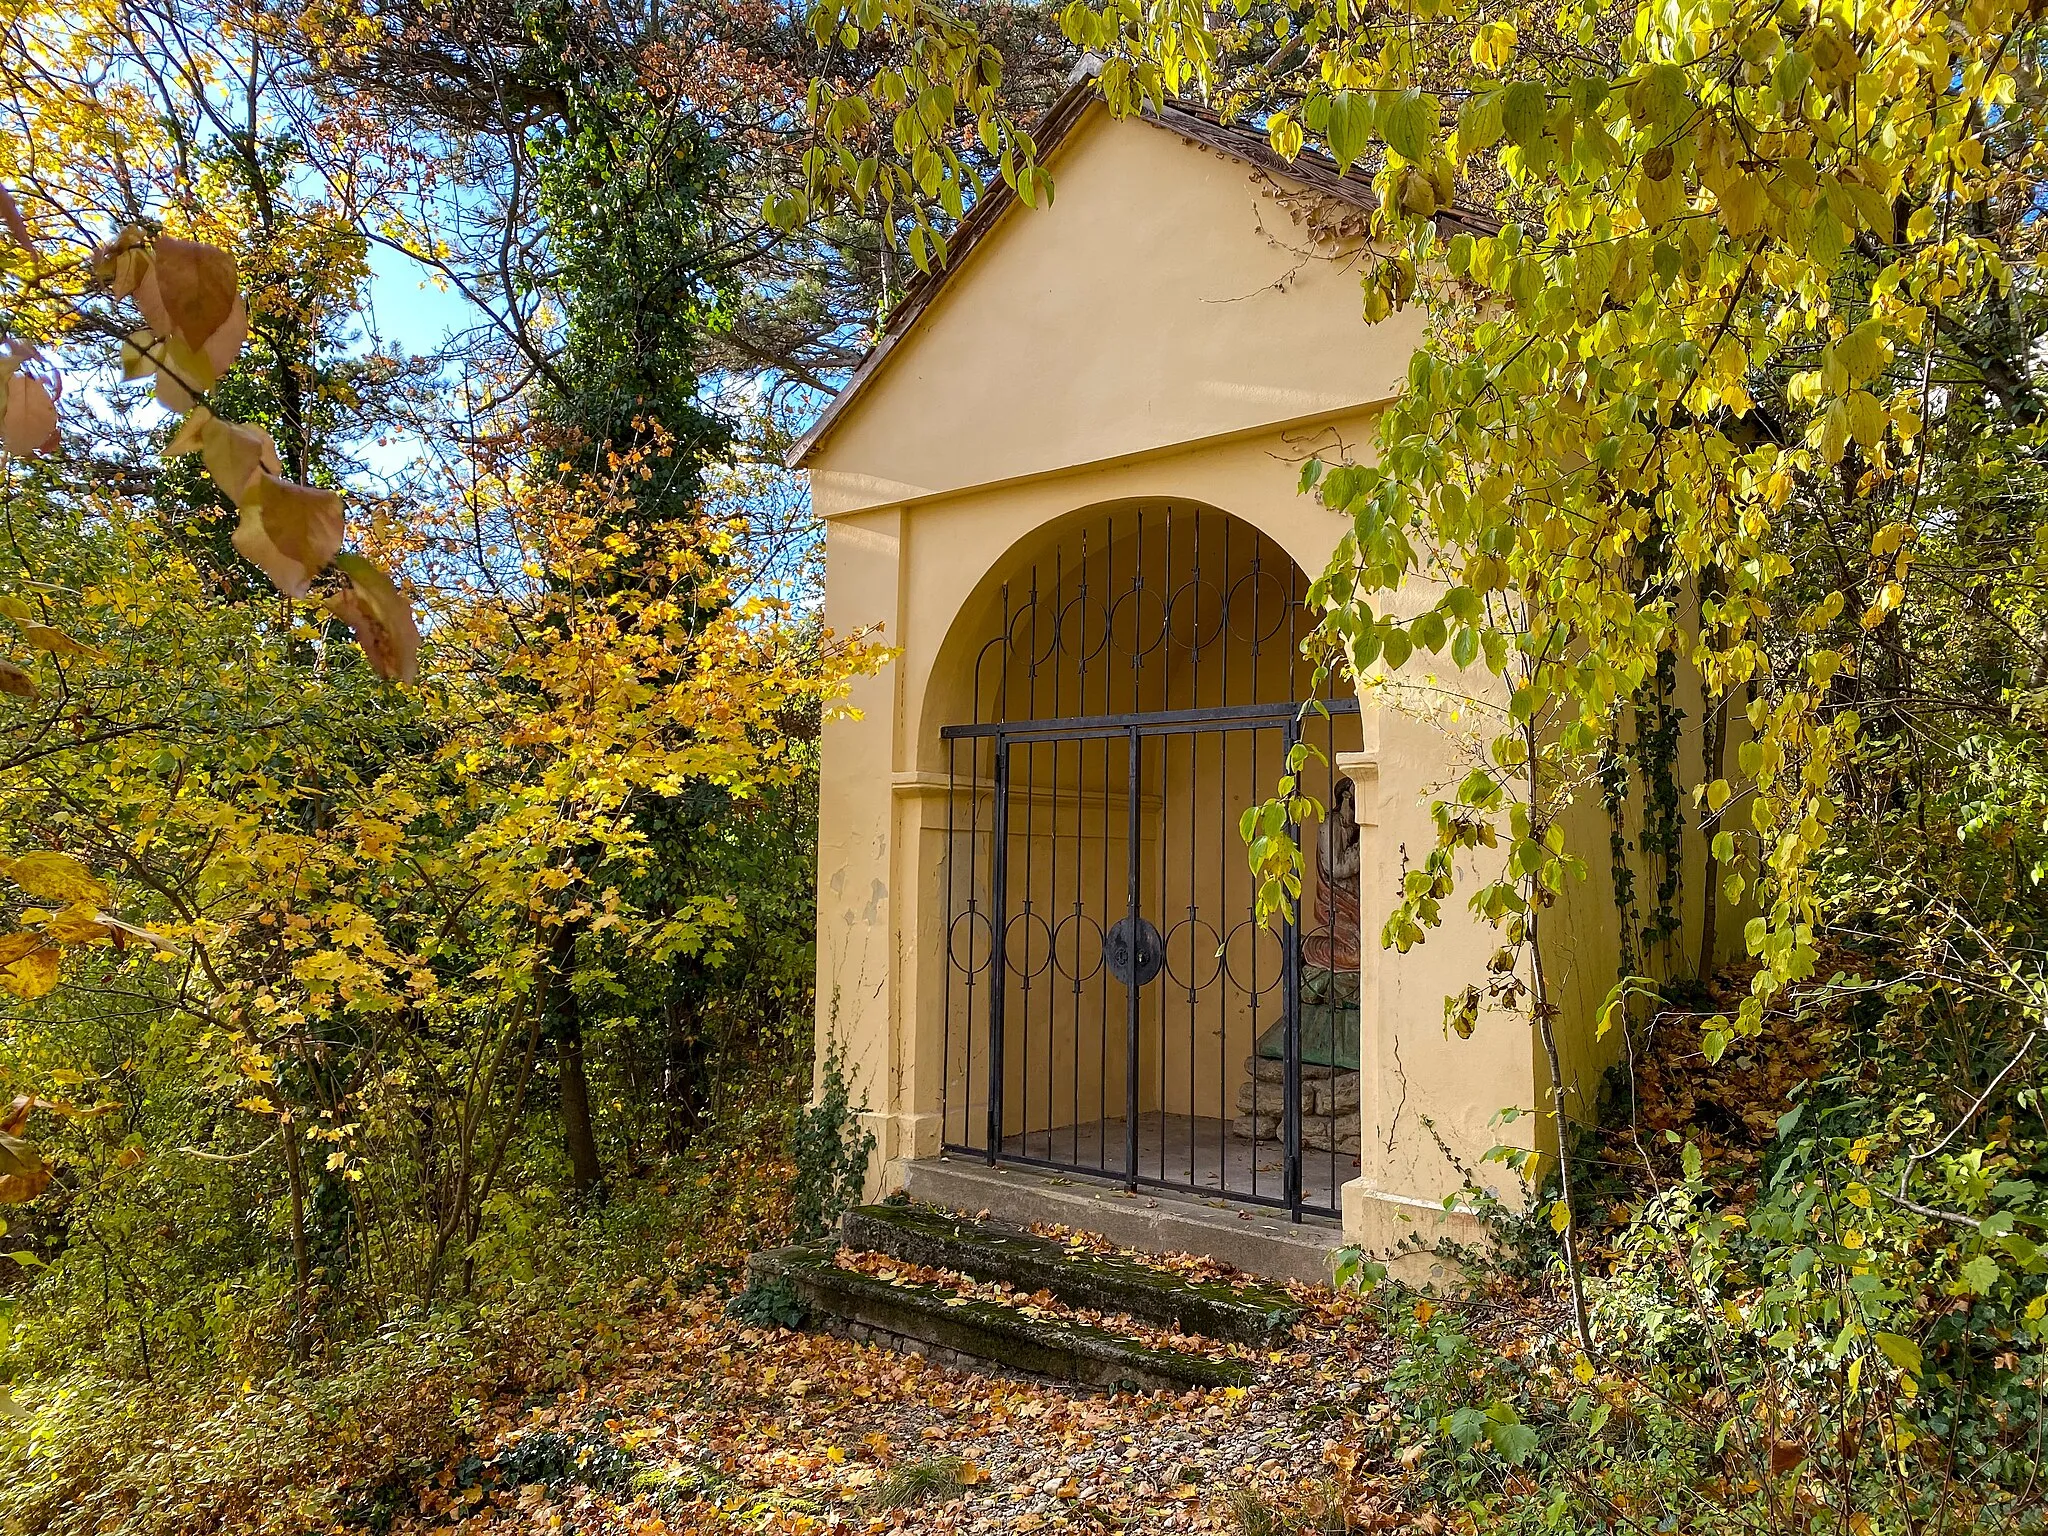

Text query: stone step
(841, 1203), (1302, 1347)
(744, 1243), (1254, 1394)
(902, 1156), (1342, 1288)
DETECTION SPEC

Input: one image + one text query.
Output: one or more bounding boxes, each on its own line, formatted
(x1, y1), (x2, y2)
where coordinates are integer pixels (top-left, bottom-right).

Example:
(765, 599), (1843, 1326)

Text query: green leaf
(1871, 1331), (1923, 1376)
(1487, 1419), (1539, 1464)
(1458, 92), (1504, 157)
(1445, 1406), (1490, 1449)
(1959, 1254), (2002, 1295)
(1380, 91), (1437, 164)
(1326, 90), (1374, 173)
(1499, 82), (1545, 149)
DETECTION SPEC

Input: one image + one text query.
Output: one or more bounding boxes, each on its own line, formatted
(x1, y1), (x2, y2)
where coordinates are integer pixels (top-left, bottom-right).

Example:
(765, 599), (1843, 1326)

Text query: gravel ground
(394, 1244), (1483, 1536)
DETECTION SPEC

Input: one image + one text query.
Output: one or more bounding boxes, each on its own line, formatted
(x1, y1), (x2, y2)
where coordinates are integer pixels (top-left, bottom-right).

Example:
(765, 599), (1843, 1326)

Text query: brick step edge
(841, 1204), (1302, 1348)
(745, 1244), (1253, 1394)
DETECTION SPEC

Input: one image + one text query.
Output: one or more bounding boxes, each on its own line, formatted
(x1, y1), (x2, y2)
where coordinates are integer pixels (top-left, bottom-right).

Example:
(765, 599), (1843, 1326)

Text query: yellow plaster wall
(805, 104), (1427, 521)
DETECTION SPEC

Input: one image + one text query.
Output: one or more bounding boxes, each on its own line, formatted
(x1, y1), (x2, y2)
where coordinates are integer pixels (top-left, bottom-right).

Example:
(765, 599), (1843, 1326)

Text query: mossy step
(841, 1203), (1302, 1347)
(746, 1243), (1253, 1394)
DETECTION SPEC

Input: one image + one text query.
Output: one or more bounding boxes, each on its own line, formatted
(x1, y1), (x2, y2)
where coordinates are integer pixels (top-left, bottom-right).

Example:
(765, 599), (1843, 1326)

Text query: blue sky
(362, 239), (474, 362)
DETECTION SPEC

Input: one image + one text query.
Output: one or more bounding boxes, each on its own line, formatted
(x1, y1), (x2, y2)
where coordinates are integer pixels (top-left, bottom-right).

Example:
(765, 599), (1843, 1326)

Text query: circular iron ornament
(1108, 584), (1170, 657)
(948, 908), (993, 975)
(1005, 909), (1054, 979)
(1007, 597), (1060, 666)
(1221, 918), (1287, 995)
(1052, 909), (1106, 983)
(1104, 915), (1165, 987)
(1162, 915), (1223, 993)
(1056, 593), (1110, 664)
(1167, 577), (1226, 653)
(1226, 567), (1294, 645)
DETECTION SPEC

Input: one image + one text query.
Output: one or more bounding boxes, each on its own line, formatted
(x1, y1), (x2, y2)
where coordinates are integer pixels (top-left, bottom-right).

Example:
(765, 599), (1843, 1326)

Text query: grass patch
(859, 1457), (970, 1511)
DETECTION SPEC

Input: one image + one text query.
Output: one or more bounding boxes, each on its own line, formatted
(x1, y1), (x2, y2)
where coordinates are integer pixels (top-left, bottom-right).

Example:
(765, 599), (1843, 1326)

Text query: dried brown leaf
(232, 474), (344, 596)
(0, 661), (36, 701)
(2, 372), (55, 457)
(0, 186), (32, 253)
(151, 236), (238, 350)
(167, 407), (283, 506)
(327, 554), (421, 683)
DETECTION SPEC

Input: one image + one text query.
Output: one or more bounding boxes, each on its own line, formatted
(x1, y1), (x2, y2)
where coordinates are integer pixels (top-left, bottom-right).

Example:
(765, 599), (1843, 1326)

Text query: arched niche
(909, 498), (1367, 1213)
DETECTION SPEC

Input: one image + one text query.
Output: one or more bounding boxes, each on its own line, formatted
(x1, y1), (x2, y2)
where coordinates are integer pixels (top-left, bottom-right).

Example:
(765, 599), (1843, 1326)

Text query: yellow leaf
(237, 1096), (276, 1115)
(18, 625), (102, 662)
(1717, 174), (1765, 237)
(3, 852), (108, 905)
(1550, 1199), (1572, 1233)
(1635, 170), (1685, 227)
(43, 903), (109, 944)
(1844, 390), (1888, 449)
(0, 661), (36, 702)
(1470, 19), (1517, 70)
(1859, 583), (1904, 631)
(0, 934), (58, 999)
(955, 1462), (989, 1486)
(1870, 521), (1914, 559)
(0, 1132), (48, 1203)
(1572, 1353), (1594, 1382)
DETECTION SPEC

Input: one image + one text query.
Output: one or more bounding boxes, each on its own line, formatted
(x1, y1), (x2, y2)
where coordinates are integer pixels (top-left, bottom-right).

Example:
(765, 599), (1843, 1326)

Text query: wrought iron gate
(937, 507), (1362, 1221)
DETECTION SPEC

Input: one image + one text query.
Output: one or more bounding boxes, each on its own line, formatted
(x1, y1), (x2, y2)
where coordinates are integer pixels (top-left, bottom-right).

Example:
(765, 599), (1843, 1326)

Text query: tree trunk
(1527, 720), (1594, 1357)
(1697, 690), (1729, 981)
(559, 1010), (604, 1197)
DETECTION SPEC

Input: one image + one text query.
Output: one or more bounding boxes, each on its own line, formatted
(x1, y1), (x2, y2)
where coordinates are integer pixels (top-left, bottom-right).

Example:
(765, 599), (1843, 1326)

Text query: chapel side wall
(1515, 595), (1760, 1172)
(814, 510), (904, 1198)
